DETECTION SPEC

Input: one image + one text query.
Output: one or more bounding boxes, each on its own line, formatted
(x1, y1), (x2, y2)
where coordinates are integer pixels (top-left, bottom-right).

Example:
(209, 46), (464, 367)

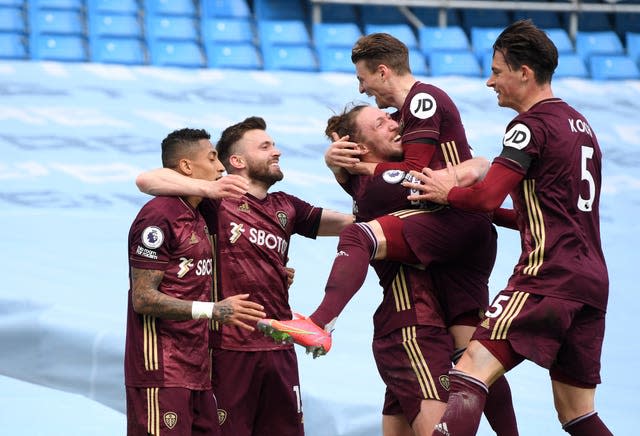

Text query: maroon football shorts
(373, 325), (453, 424)
(473, 290), (605, 386)
(211, 348), (304, 436)
(126, 386), (218, 436)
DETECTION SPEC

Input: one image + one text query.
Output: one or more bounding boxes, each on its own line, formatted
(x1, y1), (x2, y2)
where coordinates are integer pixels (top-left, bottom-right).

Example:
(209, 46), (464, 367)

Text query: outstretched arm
(317, 209), (355, 236)
(136, 168), (248, 199)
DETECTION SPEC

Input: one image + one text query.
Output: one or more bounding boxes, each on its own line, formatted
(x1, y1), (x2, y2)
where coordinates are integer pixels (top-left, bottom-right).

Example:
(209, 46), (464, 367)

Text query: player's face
(237, 129), (283, 186)
(190, 139), (225, 181)
(355, 106), (402, 161)
(486, 50), (525, 112)
(355, 60), (393, 109)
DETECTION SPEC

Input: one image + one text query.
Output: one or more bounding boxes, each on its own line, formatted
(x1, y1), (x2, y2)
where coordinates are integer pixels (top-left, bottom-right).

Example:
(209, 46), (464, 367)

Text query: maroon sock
(563, 412), (612, 436)
(433, 369), (488, 436)
(309, 223), (376, 328)
(484, 375), (519, 436)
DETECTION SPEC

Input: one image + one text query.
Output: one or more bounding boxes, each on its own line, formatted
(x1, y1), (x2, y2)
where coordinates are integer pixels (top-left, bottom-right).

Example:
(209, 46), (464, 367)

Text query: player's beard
(248, 162), (283, 188)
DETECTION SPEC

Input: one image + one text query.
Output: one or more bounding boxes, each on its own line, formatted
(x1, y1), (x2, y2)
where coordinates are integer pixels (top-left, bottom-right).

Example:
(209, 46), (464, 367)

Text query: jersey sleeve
(128, 203), (174, 270)
(288, 194), (322, 238)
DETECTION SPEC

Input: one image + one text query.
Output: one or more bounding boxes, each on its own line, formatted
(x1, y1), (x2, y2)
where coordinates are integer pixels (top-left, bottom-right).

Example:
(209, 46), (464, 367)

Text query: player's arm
(324, 133), (368, 181)
(492, 207), (518, 230)
(317, 210), (355, 236)
(131, 267), (265, 329)
(373, 140), (437, 175)
(404, 161), (524, 212)
(136, 168), (248, 199)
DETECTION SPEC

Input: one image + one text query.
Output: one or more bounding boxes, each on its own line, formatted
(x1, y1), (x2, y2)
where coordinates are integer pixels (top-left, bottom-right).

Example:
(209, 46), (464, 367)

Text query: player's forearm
(131, 267), (202, 320)
(136, 168), (207, 197)
(454, 157), (490, 187)
(317, 210), (355, 236)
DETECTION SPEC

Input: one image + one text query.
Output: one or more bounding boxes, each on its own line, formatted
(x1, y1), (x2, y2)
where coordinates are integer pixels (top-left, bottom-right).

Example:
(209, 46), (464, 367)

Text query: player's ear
(228, 154), (245, 170)
(177, 157), (193, 175)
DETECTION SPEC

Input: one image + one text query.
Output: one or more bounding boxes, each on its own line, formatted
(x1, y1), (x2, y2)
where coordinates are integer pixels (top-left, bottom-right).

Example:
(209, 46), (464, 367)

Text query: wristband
(191, 301), (215, 319)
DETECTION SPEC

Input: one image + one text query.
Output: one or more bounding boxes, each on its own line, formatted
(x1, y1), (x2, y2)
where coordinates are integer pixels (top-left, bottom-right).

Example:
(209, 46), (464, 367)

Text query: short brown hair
(351, 33), (411, 74)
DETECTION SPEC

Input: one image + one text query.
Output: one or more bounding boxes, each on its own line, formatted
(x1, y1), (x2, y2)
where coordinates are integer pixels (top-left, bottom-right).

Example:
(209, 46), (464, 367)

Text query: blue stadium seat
(359, 5), (407, 25)
(30, 9), (84, 35)
(315, 3), (358, 23)
(627, 32), (640, 64)
(364, 23), (417, 50)
(554, 53), (589, 79)
(0, 6), (24, 32)
(90, 36), (145, 64)
(262, 44), (317, 71)
(87, 0), (139, 15)
(589, 54), (640, 80)
(410, 7), (460, 27)
(313, 22), (361, 48)
(0, 32), (26, 58)
(30, 0), (83, 10)
(257, 19), (310, 47)
(201, 0), (250, 19)
(148, 39), (203, 67)
(575, 30), (624, 62)
(201, 17), (254, 44)
(564, 11), (612, 31)
(545, 28), (574, 54)
(31, 34), (87, 61)
(254, 0), (306, 21)
(409, 48), (427, 76)
(0, 0), (24, 6)
(144, 0), (195, 17)
(461, 9), (509, 34)
(513, 10), (561, 29)
(470, 26), (503, 59)
(145, 15), (198, 41)
(317, 45), (353, 72)
(205, 41), (261, 69)
(418, 26), (470, 55)
(88, 13), (142, 38)
(428, 51), (481, 77)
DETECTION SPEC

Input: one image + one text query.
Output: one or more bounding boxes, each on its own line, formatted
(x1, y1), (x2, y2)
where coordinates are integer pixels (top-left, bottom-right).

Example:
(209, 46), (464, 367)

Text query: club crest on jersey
(410, 92), (437, 120)
(218, 409), (228, 425)
(141, 226), (163, 249)
(163, 411), (178, 429)
(238, 201), (250, 212)
(276, 211), (288, 229)
(439, 374), (450, 391)
(382, 169), (406, 184)
(503, 123), (531, 150)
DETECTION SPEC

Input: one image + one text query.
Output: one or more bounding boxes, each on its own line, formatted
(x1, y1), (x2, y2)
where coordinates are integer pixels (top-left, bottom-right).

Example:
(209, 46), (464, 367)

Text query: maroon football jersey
(494, 98), (609, 310)
(376, 81), (473, 174)
(200, 192), (322, 351)
(125, 196), (214, 390)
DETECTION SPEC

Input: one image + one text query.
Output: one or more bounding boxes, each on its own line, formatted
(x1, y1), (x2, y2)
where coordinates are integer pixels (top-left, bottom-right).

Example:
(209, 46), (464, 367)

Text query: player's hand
(213, 294), (266, 331)
(324, 132), (364, 171)
(203, 174), (249, 199)
(403, 163), (458, 204)
(285, 267), (295, 289)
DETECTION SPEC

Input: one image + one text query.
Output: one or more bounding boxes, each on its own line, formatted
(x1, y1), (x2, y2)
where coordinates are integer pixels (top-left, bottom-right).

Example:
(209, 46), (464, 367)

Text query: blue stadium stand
(481, 50), (493, 77)
(0, 5), (25, 32)
(575, 30), (624, 62)
(31, 33), (87, 61)
(254, 0), (306, 21)
(545, 27), (574, 54)
(205, 41), (261, 69)
(470, 26), (504, 60)
(409, 48), (427, 76)
(147, 39), (204, 68)
(418, 26), (470, 55)
(627, 32), (640, 64)
(364, 23), (418, 50)
(359, 5), (406, 25)
(589, 54), (640, 80)
(614, 12), (640, 40)
(311, 2), (358, 24)
(30, 0), (83, 10)
(513, 9), (561, 29)
(410, 7), (460, 27)
(201, 17), (254, 44)
(428, 50), (481, 77)
(0, 32), (26, 58)
(461, 8), (510, 34)
(88, 13), (142, 39)
(313, 22), (361, 48)
(88, 0), (139, 15)
(261, 44), (318, 71)
(257, 19), (311, 47)
(29, 8), (84, 35)
(201, 0), (251, 19)
(145, 15), (199, 41)
(90, 36), (145, 64)
(317, 45), (353, 72)
(555, 53), (589, 78)
(144, 0), (195, 17)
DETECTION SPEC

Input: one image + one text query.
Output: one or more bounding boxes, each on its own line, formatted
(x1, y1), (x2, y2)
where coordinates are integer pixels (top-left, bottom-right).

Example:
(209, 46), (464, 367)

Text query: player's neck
(184, 195), (202, 209)
(247, 181), (269, 200)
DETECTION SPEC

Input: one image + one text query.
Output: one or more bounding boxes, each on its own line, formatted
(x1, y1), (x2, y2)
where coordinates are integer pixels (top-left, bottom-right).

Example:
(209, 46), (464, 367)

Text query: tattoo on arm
(131, 267), (192, 320)
(213, 301), (234, 324)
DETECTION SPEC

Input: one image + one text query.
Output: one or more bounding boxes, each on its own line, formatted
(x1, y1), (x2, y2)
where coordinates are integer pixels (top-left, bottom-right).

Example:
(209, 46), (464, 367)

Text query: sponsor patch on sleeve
(141, 226), (164, 249)
(502, 123), (531, 150)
